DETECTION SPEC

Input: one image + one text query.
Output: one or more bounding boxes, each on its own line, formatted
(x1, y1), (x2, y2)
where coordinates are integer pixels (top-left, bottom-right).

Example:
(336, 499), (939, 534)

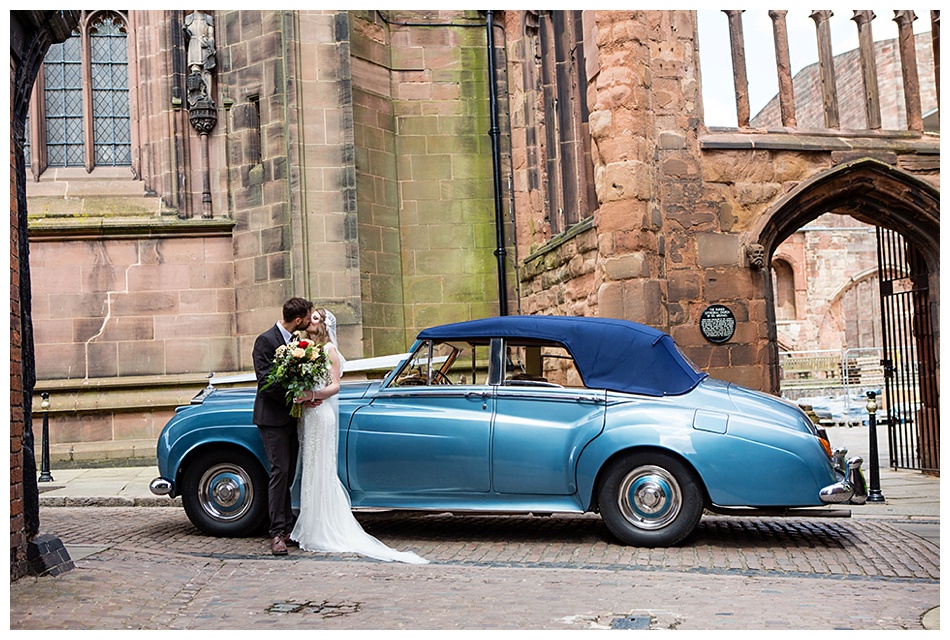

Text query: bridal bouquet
(262, 338), (330, 418)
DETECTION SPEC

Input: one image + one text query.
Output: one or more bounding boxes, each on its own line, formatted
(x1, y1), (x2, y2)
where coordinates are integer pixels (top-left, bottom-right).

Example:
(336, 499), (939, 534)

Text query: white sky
(697, 8), (936, 127)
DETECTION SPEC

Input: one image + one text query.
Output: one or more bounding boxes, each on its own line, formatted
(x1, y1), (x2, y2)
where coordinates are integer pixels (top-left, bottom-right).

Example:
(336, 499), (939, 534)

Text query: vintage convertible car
(151, 315), (867, 547)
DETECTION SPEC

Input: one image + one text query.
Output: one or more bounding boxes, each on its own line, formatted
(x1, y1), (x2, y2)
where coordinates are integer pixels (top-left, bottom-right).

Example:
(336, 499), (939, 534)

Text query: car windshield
(388, 340), (490, 387)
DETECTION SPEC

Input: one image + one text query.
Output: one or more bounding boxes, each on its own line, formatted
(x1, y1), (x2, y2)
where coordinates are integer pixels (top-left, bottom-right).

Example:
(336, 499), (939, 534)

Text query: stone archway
(10, 9), (81, 580)
(755, 157), (939, 469)
(755, 158), (939, 383)
(757, 158), (939, 273)
(756, 158), (940, 266)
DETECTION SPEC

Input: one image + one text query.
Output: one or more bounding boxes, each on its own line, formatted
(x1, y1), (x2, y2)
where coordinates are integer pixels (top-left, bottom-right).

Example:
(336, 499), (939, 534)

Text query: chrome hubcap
(618, 465), (682, 530)
(198, 463), (254, 522)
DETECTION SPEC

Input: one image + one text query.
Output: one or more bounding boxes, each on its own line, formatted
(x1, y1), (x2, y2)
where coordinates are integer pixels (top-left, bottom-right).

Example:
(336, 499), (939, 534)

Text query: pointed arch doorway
(757, 158), (939, 473)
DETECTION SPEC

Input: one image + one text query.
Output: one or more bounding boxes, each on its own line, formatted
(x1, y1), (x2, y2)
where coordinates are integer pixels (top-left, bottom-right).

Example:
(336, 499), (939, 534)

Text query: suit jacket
(252, 325), (295, 428)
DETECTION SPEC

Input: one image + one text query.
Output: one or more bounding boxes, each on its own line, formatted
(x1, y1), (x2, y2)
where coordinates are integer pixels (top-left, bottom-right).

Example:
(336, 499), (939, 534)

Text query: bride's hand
(294, 391), (322, 406)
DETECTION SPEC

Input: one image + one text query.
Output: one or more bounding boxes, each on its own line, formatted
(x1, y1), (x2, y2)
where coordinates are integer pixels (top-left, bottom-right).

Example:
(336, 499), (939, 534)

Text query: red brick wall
(11, 54), (28, 580)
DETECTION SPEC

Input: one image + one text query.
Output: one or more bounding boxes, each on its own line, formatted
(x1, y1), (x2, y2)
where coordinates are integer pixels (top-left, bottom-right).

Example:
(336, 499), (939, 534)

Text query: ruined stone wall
(510, 11), (752, 373)
(753, 32), (938, 130)
(505, 9), (939, 392)
(774, 214), (881, 352)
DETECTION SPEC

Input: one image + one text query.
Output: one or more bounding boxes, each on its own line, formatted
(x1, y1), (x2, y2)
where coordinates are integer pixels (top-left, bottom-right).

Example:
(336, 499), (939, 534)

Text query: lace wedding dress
(290, 346), (427, 564)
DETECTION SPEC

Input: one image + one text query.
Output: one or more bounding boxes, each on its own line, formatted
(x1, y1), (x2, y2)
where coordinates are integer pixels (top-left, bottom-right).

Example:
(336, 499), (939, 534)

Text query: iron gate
(876, 227), (939, 473)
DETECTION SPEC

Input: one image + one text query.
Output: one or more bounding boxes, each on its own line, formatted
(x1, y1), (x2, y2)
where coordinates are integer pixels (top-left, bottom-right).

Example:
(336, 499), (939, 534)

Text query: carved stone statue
(183, 11), (215, 109)
(183, 10), (218, 218)
(746, 243), (766, 270)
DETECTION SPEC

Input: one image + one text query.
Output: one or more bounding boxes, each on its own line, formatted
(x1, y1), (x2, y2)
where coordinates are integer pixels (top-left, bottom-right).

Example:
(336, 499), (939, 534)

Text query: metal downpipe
(486, 10), (509, 316)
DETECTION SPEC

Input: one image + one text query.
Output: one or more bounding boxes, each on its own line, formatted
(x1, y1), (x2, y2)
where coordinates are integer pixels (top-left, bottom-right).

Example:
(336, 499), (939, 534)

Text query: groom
(252, 296), (313, 555)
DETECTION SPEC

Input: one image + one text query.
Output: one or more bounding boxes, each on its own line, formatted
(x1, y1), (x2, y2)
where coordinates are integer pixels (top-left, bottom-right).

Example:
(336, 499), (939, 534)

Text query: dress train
(290, 394), (427, 564)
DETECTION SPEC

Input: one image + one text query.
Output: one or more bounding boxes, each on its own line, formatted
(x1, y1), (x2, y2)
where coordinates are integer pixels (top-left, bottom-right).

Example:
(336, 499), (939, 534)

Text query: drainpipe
(486, 10), (509, 316)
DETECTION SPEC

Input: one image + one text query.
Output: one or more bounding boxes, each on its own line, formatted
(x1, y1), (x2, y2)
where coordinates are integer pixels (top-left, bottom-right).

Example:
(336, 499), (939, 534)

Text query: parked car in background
(151, 315), (867, 547)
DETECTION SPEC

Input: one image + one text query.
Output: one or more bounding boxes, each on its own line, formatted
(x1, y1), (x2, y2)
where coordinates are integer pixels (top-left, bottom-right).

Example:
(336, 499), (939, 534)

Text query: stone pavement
(13, 424), (940, 630)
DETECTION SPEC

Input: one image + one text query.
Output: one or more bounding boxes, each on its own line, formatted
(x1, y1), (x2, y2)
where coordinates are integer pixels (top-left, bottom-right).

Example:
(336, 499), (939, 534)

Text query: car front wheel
(598, 451), (704, 547)
(181, 449), (268, 537)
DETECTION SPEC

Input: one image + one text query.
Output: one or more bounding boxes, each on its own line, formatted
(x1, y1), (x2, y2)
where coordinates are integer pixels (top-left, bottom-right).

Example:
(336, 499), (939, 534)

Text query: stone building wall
(218, 10), (308, 356)
(503, 9), (939, 392)
(385, 11), (500, 338)
(349, 10), (500, 352)
(24, 9), (505, 458)
(351, 13), (406, 356)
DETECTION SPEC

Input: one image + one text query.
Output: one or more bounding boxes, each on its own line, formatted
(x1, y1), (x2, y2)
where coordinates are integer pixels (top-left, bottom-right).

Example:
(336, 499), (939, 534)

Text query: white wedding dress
(290, 345), (427, 564)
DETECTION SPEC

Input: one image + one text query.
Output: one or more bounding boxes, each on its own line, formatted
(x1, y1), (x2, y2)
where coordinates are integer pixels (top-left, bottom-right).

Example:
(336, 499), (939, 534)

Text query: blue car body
(152, 316), (863, 546)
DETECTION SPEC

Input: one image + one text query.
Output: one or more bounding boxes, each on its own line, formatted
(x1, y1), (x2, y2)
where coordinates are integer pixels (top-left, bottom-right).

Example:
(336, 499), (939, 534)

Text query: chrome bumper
(819, 448), (868, 505)
(150, 477), (174, 496)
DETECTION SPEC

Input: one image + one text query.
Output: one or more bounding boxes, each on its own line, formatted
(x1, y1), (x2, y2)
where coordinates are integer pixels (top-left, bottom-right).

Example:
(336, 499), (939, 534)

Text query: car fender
(576, 414), (837, 510)
(157, 407), (266, 497)
(575, 409), (697, 510)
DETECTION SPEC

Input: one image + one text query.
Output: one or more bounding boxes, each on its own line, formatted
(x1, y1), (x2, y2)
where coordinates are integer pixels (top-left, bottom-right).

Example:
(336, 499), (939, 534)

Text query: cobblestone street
(10, 505), (939, 630)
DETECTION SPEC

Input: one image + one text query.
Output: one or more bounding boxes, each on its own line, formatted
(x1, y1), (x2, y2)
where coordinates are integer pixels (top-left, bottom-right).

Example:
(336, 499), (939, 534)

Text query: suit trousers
(258, 423), (300, 538)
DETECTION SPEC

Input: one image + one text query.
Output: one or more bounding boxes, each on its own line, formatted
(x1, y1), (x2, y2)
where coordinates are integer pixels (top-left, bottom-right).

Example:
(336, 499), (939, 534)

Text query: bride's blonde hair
(306, 309), (331, 344)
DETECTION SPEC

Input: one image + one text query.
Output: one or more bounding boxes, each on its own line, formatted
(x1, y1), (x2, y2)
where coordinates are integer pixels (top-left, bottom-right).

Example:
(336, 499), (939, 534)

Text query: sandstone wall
(505, 9), (939, 393)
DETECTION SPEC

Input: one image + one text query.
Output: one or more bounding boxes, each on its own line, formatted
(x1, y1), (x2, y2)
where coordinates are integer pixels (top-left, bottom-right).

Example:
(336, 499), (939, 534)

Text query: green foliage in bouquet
(262, 338), (330, 418)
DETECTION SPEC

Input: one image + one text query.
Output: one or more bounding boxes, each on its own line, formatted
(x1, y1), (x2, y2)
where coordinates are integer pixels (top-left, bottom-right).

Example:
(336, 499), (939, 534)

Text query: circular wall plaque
(700, 304), (736, 344)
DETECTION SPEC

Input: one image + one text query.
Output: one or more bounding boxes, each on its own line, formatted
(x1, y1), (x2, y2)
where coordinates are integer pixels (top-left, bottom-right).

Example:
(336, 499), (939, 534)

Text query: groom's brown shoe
(271, 535), (288, 556)
(281, 533), (298, 548)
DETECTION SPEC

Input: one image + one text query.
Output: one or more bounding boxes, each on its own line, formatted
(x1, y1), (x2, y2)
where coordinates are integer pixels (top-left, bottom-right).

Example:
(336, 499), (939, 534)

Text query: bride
(290, 309), (428, 564)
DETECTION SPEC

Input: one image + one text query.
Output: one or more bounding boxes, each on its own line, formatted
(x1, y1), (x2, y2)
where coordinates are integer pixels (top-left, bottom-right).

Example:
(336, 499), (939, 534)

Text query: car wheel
(598, 451), (704, 547)
(181, 449), (268, 537)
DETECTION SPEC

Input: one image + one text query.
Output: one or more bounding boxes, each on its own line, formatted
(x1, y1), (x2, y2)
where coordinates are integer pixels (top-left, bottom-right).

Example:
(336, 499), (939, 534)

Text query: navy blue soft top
(416, 315), (707, 396)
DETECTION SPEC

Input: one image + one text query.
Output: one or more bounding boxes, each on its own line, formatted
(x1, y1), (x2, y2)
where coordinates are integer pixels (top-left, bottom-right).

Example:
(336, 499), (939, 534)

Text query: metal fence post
(866, 391), (885, 502)
(39, 392), (54, 483)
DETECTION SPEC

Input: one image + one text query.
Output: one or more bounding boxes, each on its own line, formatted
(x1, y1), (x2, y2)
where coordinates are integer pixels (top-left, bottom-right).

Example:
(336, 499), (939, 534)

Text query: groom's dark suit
(253, 324), (300, 539)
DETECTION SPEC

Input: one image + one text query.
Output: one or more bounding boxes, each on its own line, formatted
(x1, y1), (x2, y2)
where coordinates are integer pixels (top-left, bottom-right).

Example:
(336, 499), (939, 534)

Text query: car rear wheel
(181, 449), (268, 537)
(598, 451), (704, 547)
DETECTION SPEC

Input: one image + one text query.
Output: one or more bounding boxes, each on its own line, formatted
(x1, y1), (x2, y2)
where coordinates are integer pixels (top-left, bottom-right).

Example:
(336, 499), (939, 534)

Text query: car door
(492, 342), (607, 495)
(344, 341), (493, 499)
(492, 386), (606, 494)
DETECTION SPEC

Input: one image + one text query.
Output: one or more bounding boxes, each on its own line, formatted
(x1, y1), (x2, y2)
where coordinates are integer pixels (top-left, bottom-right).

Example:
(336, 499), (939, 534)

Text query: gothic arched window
(43, 32), (85, 166)
(28, 11), (131, 176)
(537, 10), (596, 235)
